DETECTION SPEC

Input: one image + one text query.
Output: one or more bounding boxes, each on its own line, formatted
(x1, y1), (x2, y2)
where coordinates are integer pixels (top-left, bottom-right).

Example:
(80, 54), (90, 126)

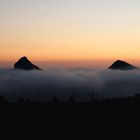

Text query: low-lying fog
(0, 68), (140, 102)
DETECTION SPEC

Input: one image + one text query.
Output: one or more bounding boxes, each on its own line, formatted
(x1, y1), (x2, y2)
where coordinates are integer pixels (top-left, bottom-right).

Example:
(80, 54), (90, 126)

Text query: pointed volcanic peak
(109, 60), (138, 70)
(14, 57), (42, 71)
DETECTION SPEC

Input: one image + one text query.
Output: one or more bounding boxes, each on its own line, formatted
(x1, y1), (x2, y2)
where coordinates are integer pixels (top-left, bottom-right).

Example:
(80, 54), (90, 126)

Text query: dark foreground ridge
(1, 94), (140, 119)
(109, 60), (137, 70)
(14, 56), (42, 70)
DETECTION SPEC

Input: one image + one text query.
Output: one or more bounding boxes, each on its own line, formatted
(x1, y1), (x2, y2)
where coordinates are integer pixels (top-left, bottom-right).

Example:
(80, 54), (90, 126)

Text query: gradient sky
(1, 0), (140, 67)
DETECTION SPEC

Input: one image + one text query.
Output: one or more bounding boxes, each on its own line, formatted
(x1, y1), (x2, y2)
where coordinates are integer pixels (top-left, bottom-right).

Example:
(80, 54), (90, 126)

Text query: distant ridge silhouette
(109, 60), (137, 70)
(14, 57), (41, 70)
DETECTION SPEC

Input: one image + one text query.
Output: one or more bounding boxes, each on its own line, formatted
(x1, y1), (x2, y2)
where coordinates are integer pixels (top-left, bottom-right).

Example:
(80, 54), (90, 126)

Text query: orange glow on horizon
(1, 59), (140, 69)
(1, 0), (140, 68)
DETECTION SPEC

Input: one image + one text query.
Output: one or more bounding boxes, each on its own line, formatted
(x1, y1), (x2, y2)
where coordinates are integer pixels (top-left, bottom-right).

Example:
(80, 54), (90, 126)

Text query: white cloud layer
(0, 68), (140, 102)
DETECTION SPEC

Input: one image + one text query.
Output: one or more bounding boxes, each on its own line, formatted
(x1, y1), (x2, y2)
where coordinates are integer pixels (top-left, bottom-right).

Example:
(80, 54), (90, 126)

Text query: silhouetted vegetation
(52, 95), (59, 104)
(66, 95), (76, 104)
(17, 98), (25, 104)
(0, 93), (140, 118)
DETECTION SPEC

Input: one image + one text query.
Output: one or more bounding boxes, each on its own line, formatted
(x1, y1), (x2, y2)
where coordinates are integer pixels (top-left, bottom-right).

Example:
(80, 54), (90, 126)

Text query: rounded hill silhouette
(109, 60), (138, 70)
(14, 57), (41, 70)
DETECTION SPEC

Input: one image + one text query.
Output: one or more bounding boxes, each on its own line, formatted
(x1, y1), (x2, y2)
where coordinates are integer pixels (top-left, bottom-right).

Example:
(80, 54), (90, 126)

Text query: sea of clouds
(0, 68), (140, 102)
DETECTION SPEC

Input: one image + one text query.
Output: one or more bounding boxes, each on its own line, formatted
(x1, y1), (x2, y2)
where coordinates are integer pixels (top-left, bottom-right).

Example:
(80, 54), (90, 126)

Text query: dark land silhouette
(14, 56), (42, 70)
(13, 57), (139, 71)
(0, 94), (140, 119)
(109, 60), (138, 70)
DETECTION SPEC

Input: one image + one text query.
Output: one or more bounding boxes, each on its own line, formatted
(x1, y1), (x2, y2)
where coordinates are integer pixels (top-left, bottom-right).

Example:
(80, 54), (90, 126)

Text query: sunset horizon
(1, 58), (140, 69)
(1, 0), (140, 66)
(1, 0), (140, 118)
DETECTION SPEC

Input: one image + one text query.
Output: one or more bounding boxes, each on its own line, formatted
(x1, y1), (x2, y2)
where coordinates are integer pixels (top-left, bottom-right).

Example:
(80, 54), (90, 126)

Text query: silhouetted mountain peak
(14, 56), (41, 70)
(109, 60), (137, 70)
(19, 56), (29, 62)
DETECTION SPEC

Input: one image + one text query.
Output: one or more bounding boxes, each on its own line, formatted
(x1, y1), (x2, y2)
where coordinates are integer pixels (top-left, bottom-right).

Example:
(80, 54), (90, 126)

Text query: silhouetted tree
(52, 96), (59, 104)
(26, 98), (31, 104)
(95, 94), (100, 100)
(135, 93), (140, 98)
(0, 95), (6, 104)
(17, 98), (25, 104)
(89, 90), (95, 103)
(67, 95), (76, 104)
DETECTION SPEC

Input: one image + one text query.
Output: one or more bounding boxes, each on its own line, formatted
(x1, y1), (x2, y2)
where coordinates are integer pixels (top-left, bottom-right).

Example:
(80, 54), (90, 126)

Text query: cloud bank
(0, 68), (140, 102)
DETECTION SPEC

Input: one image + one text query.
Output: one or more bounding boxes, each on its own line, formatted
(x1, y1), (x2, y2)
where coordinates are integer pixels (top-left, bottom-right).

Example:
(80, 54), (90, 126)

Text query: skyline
(1, 58), (140, 69)
(1, 0), (140, 67)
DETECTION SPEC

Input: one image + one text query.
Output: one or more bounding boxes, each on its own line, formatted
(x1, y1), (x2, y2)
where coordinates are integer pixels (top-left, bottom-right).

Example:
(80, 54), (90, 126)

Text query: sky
(1, 0), (140, 68)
